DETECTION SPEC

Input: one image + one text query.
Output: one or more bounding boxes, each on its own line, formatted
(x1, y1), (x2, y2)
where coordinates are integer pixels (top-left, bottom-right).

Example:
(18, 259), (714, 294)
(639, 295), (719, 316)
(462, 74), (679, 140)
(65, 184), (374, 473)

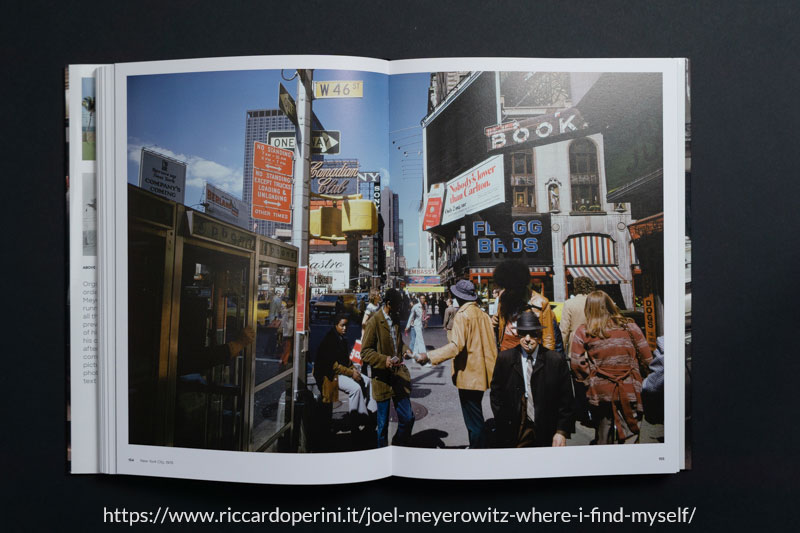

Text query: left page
(67, 64), (106, 473)
(103, 56), (393, 484)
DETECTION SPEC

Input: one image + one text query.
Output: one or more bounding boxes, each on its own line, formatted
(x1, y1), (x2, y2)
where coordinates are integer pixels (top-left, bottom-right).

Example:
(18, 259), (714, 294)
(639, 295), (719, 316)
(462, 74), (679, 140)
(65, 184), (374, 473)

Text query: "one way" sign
(267, 130), (341, 155)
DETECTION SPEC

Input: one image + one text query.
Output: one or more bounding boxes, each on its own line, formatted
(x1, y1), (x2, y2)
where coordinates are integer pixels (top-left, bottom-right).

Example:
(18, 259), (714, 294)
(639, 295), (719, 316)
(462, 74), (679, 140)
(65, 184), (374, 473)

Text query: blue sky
(127, 68), (429, 266)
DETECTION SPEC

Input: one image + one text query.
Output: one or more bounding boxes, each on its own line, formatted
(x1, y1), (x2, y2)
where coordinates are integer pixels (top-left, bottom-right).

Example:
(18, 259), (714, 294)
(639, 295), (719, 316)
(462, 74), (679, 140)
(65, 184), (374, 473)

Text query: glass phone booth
(127, 186), (298, 452)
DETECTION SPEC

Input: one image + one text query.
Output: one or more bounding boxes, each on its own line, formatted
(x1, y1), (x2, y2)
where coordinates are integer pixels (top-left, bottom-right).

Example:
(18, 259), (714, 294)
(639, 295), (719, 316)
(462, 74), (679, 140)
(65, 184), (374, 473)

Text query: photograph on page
(100, 57), (686, 482)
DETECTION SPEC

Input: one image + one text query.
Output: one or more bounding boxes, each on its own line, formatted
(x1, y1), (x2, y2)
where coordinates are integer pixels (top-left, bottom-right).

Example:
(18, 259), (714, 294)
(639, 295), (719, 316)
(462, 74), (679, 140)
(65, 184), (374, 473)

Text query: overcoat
(490, 346), (575, 447)
(360, 309), (411, 402)
(427, 302), (497, 391)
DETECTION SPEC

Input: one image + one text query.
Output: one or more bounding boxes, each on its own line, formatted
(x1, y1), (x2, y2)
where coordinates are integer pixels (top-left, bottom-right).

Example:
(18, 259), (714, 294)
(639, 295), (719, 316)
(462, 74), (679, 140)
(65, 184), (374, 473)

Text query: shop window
(569, 138), (601, 213)
(511, 151), (536, 214)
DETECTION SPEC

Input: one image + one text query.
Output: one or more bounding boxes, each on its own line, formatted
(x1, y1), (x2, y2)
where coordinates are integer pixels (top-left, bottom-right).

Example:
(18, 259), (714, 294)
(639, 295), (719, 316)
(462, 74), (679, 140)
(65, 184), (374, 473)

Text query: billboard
(309, 253), (350, 291)
(138, 149), (187, 203)
(440, 154), (505, 225)
(204, 183), (249, 229)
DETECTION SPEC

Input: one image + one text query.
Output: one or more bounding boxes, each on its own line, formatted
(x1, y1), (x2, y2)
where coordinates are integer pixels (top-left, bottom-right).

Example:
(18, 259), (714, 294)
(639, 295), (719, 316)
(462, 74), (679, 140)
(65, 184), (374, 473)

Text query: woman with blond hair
(569, 291), (652, 444)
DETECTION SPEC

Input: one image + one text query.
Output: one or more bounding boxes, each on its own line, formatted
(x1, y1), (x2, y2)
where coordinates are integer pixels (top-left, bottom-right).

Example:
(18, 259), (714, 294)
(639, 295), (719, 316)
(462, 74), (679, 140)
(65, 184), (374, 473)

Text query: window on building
(569, 138), (601, 212)
(510, 151), (536, 213)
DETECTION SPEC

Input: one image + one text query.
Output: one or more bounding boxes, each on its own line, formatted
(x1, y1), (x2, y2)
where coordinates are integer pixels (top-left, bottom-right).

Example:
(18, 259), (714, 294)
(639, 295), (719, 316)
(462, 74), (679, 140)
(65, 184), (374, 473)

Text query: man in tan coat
(417, 280), (497, 448)
(361, 288), (414, 448)
(559, 276), (596, 353)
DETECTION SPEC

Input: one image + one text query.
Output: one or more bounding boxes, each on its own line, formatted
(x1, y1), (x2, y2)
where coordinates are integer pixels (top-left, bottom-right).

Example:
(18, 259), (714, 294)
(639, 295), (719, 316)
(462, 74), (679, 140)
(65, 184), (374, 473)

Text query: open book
(67, 56), (689, 484)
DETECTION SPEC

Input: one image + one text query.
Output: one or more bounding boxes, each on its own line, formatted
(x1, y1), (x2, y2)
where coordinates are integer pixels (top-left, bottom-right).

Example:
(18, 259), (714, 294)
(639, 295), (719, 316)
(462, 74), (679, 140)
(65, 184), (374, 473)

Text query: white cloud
(128, 141), (243, 197)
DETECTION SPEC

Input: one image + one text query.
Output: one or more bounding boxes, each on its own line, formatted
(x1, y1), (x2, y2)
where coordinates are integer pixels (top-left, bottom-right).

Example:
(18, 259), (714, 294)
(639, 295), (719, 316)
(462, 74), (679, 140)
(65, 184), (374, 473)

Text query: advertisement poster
(309, 253), (350, 290)
(138, 148), (187, 204)
(204, 182), (249, 229)
(440, 154), (505, 225)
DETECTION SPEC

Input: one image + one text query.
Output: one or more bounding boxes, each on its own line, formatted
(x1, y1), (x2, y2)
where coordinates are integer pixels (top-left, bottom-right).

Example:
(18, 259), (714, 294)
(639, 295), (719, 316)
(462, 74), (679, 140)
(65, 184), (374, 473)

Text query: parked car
(310, 293), (359, 321)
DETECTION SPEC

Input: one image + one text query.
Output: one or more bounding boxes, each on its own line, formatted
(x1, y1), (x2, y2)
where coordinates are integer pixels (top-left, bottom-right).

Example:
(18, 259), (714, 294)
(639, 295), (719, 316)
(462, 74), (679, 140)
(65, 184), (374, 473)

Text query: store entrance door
(173, 243), (250, 450)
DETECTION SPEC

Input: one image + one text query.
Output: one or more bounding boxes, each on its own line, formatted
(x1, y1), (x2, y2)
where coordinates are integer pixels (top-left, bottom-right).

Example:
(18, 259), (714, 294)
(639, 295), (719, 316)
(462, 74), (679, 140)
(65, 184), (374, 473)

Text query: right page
(387, 58), (686, 479)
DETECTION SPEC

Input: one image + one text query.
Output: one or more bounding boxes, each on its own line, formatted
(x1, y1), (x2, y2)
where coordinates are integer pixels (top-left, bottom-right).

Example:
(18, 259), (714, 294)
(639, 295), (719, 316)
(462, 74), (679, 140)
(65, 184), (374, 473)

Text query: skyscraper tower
(242, 109), (294, 237)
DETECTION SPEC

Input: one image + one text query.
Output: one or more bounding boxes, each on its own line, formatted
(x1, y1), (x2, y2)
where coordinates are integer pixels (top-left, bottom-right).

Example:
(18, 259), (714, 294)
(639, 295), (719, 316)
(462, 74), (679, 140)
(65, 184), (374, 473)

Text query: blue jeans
(458, 389), (487, 448)
(376, 396), (415, 447)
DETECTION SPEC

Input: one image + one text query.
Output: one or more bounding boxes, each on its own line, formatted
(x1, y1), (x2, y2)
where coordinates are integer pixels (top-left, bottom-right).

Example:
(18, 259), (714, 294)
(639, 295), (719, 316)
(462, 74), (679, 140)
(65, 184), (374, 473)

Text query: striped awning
(567, 266), (627, 285)
(564, 235), (615, 266)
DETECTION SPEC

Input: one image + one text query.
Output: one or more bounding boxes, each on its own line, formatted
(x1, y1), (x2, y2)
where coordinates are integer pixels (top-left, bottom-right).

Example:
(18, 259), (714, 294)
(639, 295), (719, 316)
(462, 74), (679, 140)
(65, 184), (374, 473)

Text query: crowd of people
(310, 259), (664, 450)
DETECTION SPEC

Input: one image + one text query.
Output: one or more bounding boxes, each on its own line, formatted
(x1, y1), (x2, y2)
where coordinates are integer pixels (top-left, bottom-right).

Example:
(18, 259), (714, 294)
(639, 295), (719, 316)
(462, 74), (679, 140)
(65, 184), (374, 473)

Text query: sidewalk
(308, 313), (593, 450)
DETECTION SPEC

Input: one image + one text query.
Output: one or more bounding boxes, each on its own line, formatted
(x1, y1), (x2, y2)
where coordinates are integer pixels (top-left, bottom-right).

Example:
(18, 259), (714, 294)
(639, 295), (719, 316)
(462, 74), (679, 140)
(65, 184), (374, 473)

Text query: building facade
(421, 72), (662, 310)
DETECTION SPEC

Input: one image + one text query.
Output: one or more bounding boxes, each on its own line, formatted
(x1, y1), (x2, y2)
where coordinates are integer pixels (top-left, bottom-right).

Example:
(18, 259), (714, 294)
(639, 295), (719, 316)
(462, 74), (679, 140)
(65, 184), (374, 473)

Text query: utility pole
(292, 70), (313, 398)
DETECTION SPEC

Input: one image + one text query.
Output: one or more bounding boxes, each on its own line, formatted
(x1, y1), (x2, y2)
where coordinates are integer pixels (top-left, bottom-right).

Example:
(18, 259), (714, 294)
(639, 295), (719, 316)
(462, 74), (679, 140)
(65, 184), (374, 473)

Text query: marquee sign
(485, 107), (588, 151)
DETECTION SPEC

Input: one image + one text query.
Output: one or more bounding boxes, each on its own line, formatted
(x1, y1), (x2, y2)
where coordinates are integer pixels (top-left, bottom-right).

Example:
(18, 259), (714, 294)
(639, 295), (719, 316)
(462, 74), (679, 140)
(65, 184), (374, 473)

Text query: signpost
(313, 80), (363, 99)
(279, 83), (298, 126)
(252, 141), (294, 223)
(267, 130), (341, 154)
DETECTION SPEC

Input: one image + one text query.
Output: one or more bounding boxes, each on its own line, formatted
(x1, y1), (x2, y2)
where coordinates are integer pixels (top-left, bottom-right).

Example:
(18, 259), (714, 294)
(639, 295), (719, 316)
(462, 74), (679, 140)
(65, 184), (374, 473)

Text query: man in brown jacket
(360, 288), (415, 447)
(417, 280), (497, 448)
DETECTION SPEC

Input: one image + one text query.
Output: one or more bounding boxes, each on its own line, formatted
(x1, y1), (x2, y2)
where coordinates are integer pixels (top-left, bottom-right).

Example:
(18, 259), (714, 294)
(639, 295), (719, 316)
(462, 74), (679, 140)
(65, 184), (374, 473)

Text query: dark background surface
(2, 0), (798, 530)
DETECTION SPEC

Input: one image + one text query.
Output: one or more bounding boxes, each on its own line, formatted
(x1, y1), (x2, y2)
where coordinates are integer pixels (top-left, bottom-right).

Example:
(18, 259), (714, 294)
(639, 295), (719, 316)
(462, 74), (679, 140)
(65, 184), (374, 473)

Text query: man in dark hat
(489, 311), (574, 448)
(416, 279), (497, 448)
(360, 288), (415, 447)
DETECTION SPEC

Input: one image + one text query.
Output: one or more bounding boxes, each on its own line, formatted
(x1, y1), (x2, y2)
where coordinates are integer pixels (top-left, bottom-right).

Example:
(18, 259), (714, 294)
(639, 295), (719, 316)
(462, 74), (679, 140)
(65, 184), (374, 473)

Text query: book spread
(66, 56), (690, 484)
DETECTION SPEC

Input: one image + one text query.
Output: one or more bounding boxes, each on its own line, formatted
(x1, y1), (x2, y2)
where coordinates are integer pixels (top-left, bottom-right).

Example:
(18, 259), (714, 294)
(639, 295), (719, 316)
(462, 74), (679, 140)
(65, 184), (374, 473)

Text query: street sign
(267, 130), (341, 154)
(253, 141), (294, 175)
(279, 83), (298, 126)
(252, 169), (292, 211)
(314, 80), (363, 99)
(312, 130), (340, 154)
(252, 141), (293, 223)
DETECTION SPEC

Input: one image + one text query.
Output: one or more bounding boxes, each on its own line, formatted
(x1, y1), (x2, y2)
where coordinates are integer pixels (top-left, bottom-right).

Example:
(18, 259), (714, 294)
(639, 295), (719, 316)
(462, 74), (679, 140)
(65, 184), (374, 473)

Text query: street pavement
(307, 310), (593, 451)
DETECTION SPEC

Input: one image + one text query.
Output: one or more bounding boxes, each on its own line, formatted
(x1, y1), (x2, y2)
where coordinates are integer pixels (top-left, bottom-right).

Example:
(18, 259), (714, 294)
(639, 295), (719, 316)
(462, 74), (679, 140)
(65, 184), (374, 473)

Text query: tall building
(242, 109), (294, 237)
(392, 193), (400, 258)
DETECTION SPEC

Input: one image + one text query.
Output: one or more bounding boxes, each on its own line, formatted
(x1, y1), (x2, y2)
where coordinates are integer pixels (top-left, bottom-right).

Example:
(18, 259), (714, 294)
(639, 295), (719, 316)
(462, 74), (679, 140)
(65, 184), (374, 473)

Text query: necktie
(526, 355), (535, 422)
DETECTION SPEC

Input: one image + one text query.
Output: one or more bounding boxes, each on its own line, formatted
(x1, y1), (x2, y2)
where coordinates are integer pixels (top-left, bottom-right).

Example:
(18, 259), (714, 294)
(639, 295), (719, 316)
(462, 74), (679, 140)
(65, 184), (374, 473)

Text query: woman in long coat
(404, 295), (427, 357)
(569, 291), (653, 444)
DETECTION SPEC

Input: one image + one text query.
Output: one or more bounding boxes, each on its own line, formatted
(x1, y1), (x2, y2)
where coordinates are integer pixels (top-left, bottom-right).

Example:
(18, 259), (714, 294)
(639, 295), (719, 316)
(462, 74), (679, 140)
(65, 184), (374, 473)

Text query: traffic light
(309, 206), (344, 240)
(341, 199), (378, 234)
(309, 198), (378, 242)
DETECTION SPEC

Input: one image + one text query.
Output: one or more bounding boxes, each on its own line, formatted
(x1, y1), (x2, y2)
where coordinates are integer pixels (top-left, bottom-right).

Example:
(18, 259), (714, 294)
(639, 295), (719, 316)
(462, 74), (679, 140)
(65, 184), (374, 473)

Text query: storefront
(422, 72), (645, 309)
(127, 185), (299, 452)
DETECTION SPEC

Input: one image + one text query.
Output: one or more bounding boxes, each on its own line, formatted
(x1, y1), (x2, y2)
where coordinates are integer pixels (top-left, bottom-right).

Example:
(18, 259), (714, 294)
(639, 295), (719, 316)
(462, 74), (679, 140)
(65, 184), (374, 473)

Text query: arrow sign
(278, 83), (298, 126)
(312, 131), (340, 154)
(267, 130), (341, 155)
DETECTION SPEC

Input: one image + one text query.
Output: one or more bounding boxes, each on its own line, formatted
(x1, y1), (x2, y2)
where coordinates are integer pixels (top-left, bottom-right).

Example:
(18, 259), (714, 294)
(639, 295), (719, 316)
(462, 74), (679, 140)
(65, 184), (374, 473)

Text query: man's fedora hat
(516, 311), (544, 334)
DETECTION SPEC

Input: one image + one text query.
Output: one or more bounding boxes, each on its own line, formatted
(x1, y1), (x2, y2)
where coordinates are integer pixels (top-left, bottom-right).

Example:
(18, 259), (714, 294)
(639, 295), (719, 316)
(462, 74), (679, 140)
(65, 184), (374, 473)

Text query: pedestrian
(279, 298), (294, 368)
(438, 294), (447, 324)
(529, 278), (556, 350)
(569, 291), (653, 444)
(559, 276), (596, 354)
(558, 276), (596, 427)
(404, 296), (427, 358)
(334, 296), (344, 321)
(490, 259), (556, 352)
(639, 336), (664, 443)
(416, 280), (497, 449)
(442, 297), (456, 341)
(360, 288), (415, 447)
(490, 311), (574, 447)
(313, 314), (377, 442)
(361, 291), (381, 330)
